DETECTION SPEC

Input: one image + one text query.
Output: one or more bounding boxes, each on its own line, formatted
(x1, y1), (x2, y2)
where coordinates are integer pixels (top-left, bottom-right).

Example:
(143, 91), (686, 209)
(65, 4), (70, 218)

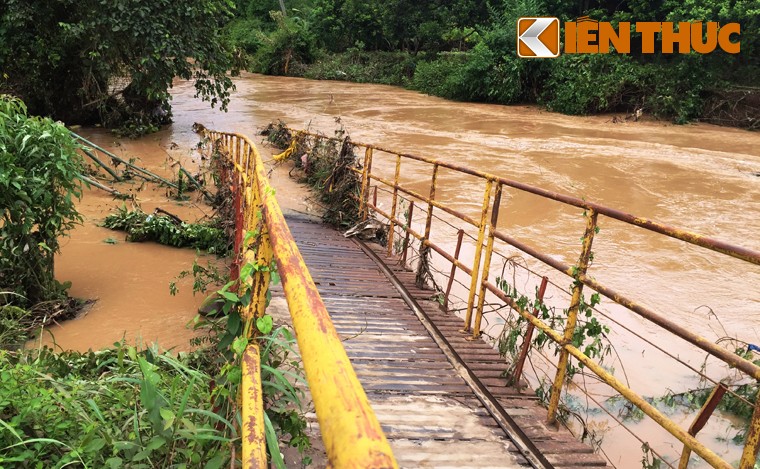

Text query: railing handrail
(284, 127), (760, 469)
(287, 128), (760, 266)
(201, 128), (397, 469)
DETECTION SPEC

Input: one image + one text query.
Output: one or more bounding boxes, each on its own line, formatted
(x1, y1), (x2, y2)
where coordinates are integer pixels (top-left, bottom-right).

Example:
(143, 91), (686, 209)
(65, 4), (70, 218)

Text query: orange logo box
(517, 17), (560, 58)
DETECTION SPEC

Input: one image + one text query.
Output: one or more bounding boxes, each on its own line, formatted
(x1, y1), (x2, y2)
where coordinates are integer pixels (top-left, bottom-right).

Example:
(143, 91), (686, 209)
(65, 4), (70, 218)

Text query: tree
(0, 0), (239, 131)
(0, 96), (85, 307)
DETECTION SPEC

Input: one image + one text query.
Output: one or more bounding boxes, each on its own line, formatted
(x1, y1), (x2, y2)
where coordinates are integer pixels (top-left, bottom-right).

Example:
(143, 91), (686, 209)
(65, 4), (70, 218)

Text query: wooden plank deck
(279, 216), (609, 468)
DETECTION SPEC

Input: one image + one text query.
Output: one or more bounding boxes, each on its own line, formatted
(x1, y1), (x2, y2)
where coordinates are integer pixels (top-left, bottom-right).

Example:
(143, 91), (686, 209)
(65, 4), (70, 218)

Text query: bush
(0, 96), (84, 307)
(253, 13), (316, 75)
(303, 50), (416, 85)
(541, 54), (645, 115)
(103, 206), (231, 255)
(0, 345), (232, 468)
(225, 17), (266, 55)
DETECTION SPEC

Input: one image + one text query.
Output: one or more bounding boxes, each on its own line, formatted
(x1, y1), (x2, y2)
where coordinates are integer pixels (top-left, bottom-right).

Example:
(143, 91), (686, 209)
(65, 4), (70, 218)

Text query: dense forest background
(1, 0), (757, 129)
(231, 0), (759, 127)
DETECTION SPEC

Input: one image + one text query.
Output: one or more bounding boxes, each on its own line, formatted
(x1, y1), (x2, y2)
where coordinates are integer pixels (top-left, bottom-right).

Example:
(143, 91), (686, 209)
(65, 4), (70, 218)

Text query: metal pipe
(207, 129), (397, 468)
(739, 387), (760, 469)
(401, 201), (414, 266)
(511, 276), (548, 388)
(472, 183), (502, 338)
(70, 131), (179, 189)
(443, 229), (465, 311)
(547, 209), (598, 424)
(360, 147), (373, 221)
(241, 343), (267, 468)
(463, 180), (492, 333)
(386, 155), (402, 257)
(679, 383), (727, 469)
(81, 148), (122, 181)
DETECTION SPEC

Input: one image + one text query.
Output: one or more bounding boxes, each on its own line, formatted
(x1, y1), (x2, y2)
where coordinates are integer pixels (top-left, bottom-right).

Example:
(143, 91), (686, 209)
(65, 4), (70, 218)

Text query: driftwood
(78, 174), (129, 199)
(70, 131), (179, 189)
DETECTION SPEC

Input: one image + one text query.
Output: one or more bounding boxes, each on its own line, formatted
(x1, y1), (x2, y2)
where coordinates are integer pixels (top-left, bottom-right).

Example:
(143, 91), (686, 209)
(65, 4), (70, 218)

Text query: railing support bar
(472, 183), (502, 338)
(547, 208), (598, 424)
(511, 276), (548, 388)
(442, 229), (465, 311)
(462, 179), (493, 333)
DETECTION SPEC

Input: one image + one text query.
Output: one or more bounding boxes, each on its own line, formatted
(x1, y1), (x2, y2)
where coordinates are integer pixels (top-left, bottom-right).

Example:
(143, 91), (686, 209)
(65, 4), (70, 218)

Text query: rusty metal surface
(203, 129), (397, 469)
(283, 217), (610, 468)
(284, 128), (760, 468)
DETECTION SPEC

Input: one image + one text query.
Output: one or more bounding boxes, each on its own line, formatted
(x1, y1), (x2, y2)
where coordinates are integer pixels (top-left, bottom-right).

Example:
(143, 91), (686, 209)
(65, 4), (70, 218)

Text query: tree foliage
(227, 0), (759, 126)
(0, 0), (238, 130)
(0, 96), (84, 307)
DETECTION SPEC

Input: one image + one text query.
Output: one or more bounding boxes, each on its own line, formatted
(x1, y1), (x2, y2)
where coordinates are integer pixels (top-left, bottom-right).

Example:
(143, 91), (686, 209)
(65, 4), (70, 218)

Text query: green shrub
(0, 345), (232, 468)
(253, 12), (316, 75)
(303, 50), (416, 85)
(541, 54), (645, 115)
(0, 96), (84, 307)
(225, 18), (266, 55)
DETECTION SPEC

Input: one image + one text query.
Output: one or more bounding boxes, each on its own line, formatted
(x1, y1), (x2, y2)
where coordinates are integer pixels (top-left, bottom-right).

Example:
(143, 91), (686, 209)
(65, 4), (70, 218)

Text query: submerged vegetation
(103, 206), (231, 256)
(230, 0), (759, 128)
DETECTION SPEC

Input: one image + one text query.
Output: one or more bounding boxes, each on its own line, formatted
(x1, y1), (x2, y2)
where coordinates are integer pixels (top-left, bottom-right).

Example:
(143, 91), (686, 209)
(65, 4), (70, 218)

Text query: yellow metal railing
(286, 129), (760, 469)
(200, 128), (397, 469)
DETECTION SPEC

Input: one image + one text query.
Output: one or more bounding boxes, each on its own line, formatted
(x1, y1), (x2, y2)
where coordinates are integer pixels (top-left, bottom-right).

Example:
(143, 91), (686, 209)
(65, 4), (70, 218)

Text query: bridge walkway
(279, 215), (608, 469)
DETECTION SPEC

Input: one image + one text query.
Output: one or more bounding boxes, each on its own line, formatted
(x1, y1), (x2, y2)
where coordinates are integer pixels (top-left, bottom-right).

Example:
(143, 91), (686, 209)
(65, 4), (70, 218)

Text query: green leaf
(105, 457), (123, 469)
(219, 291), (239, 303)
(256, 315), (273, 335)
(231, 336), (248, 356)
(160, 408), (176, 430)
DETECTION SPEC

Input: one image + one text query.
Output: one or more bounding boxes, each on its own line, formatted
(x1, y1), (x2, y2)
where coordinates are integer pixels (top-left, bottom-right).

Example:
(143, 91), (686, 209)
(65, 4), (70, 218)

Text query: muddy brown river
(50, 73), (759, 467)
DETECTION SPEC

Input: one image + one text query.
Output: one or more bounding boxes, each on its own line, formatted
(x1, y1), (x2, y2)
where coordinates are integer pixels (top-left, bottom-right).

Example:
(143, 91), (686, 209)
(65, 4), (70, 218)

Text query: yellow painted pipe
(241, 343), (267, 469)
(206, 129), (397, 469)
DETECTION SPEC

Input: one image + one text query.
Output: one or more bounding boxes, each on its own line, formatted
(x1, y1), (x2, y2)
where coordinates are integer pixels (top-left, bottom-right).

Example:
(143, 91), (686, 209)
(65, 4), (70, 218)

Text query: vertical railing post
(414, 164), (438, 279)
(472, 183), (502, 338)
(462, 179), (493, 333)
(360, 147), (373, 221)
(511, 276), (548, 388)
(739, 386), (760, 469)
(679, 382), (727, 469)
(401, 201), (415, 267)
(372, 185), (378, 210)
(443, 229), (465, 311)
(547, 208), (599, 424)
(386, 154), (402, 257)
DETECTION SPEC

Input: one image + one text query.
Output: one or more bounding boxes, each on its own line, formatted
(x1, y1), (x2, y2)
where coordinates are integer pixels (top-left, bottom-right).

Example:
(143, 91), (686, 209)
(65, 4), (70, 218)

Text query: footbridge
(197, 127), (760, 469)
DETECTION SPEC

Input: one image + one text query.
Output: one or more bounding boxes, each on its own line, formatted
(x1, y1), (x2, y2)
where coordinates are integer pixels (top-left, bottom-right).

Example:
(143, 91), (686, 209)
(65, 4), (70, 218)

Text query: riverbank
(251, 49), (759, 130)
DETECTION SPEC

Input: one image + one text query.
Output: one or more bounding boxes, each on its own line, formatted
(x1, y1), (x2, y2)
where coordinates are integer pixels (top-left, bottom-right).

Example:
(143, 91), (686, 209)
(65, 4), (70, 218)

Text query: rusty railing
(287, 128), (760, 469)
(200, 128), (397, 469)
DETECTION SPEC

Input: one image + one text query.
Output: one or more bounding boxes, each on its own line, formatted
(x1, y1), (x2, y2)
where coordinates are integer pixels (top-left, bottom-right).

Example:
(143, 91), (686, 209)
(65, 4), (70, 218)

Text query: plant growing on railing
(496, 274), (612, 384)
(189, 253), (312, 467)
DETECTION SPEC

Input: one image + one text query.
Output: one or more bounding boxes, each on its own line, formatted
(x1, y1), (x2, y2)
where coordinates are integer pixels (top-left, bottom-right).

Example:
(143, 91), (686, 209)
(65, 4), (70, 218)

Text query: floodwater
(52, 73), (759, 467)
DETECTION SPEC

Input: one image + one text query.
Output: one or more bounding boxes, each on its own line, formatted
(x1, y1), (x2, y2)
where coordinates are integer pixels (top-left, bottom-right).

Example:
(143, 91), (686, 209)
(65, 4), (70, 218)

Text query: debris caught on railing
(343, 218), (386, 240)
